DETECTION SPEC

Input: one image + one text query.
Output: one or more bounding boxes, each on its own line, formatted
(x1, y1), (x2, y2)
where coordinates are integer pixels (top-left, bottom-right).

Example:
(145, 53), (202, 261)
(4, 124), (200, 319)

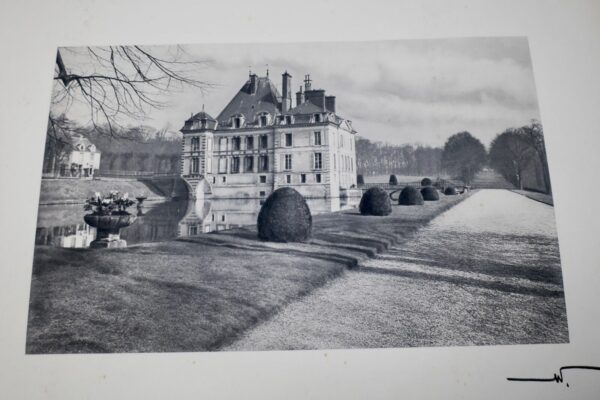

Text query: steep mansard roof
(286, 101), (323, 115)
(184, 73), (356, 133)
(216, 76), (281, 127)
(183, 110), (218, 131)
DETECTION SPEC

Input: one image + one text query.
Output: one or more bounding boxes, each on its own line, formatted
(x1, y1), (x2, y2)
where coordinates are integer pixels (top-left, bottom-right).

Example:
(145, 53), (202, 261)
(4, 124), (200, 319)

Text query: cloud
(58, 38), (541, 147)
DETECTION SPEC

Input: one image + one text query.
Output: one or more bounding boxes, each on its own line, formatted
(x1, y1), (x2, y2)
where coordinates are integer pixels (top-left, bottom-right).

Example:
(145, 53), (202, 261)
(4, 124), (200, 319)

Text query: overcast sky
(57, 37), (541, 148)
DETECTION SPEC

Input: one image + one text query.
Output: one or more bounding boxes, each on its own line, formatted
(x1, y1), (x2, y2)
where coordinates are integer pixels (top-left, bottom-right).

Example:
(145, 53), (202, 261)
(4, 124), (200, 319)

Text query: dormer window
(257, 112), (270, 127)
(200, 118), (207, 129)
(285, 115), (293, 125)
(313, 113), (322, 123)
(231, 115), (244, 129)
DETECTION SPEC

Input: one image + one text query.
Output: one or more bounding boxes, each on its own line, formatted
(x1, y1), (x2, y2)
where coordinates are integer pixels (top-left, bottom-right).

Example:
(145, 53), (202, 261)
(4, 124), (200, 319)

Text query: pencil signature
(507, 365), (600, 387)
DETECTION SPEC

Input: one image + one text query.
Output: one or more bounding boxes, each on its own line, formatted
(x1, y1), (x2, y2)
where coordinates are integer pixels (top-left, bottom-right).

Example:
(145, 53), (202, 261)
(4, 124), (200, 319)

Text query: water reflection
(178, 196), (359, 237)
(36, 196), (359, 248)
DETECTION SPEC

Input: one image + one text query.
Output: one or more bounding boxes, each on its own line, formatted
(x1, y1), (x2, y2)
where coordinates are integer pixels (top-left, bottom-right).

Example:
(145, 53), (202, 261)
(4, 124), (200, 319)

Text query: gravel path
(225, 189), (568, 351)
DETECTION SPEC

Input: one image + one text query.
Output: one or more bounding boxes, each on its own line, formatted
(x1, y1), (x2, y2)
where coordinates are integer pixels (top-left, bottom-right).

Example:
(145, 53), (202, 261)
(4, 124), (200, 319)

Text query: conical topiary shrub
(359, 187), (392, 216)
(421, 177), (432, 187)
(398, 185), (424, 205)
(420, 186), (439, 201)
(257, 187), (312, 242)
(357, 174), (365, 185)
(389, 175), (398, 185)
(444, 186), (457, 195)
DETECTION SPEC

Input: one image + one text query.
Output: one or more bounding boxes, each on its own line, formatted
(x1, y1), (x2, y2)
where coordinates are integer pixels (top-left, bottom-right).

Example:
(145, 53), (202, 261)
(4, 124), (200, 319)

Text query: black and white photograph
(26, 37), (568, 354)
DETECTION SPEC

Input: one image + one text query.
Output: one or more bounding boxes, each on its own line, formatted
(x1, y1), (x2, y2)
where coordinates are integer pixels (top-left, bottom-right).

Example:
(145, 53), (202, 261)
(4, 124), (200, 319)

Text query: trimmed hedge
(420, 186), (439, 201)
(357, 174), (365, 185)
(421, 177), (432, 187)
(398, 185), (424, 206)
(257, 187), (312, 242)
(359, 187), (392, 216)
(444, 186), (457, 195)
(389, 174), (398, 185)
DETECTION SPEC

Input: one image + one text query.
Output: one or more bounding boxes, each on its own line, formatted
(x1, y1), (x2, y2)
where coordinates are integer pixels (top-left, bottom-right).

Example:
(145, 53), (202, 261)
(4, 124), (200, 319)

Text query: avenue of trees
(489, 121), (550, 193)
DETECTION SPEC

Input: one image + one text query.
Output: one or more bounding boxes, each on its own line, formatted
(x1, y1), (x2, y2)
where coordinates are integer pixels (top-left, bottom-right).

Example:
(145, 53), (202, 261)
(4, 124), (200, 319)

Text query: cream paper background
(0, 0), (599, 398)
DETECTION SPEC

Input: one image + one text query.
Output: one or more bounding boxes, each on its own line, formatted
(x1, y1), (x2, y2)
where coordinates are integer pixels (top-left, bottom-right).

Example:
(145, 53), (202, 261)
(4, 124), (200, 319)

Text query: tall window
(232, 137), (241, 151)
(246, 136), (254, 150)
(284, 154), (292, 170)
(218, 157), (227, 173)
(286, 175), (291, 184)
(233, 117), (242, 128)
(314, 153), (323, 169)
(260, 134), (268, 149)
(219, 137), (227, 151)
(285, 133), (293, 147)
(244, 156), (253, 172)
(191, 137), (200, 151)
(259, 155), (269, 172)
(191, 157), (199, 174)
(313, 131), (322, 146)
(231, 157), (240, 173)
(316, 173), (322, 183)
(301, 174), (306, 183)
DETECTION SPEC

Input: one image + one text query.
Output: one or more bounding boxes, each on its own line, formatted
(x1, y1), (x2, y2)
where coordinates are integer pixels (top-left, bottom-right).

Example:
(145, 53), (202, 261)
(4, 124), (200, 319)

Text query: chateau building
(180, 71), (357, 199)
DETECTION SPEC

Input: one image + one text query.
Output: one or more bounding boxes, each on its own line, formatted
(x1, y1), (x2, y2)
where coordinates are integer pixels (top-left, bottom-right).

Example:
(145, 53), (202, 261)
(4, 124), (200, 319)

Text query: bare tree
(43, 115), (75, 176)
(51, 45), (213, 138)
(489, 128), (537, 190)
(521, 120), (551, 194)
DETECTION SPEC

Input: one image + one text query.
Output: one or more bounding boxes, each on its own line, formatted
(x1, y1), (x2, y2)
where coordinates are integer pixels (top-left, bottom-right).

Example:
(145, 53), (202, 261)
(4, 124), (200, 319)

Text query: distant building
(180, 71), (357, 199)
(43, 133), (101, 178)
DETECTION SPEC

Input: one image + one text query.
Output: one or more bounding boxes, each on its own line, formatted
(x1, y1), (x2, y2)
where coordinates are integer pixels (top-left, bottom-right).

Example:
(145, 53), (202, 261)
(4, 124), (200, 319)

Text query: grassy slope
(39, 179), (169, 204)
(27, 192), (468, 353)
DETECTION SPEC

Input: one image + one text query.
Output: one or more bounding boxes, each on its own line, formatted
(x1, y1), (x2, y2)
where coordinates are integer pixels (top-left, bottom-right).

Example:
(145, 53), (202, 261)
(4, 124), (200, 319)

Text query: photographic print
(27, 38), (568, 353)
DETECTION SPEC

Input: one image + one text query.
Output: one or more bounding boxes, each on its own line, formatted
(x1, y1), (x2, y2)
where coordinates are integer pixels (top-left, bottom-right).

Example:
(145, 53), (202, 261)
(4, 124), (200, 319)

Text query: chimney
(296, 86), (304, 106)
(304, 74), (312, 91)
(249, 73), (258, 94)
(304, 89), (326, 109)
(325, 96), (336, 113)
(281, 71), (292, 112)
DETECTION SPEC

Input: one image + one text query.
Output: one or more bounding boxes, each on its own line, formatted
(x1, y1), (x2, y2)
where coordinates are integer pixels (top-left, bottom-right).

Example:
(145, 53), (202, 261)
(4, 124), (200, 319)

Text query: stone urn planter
(84, 212), (137, 249)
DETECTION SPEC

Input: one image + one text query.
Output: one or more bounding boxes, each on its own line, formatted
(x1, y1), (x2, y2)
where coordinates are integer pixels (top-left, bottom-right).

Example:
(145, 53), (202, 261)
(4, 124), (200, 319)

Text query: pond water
(35, 197), (359, 249)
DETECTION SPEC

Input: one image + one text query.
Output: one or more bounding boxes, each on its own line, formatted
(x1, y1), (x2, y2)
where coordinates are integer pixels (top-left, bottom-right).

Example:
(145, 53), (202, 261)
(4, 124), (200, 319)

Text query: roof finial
(202, 104), (205, 112)
(266, 64), (269, 78)
(249, 66), (252, 76)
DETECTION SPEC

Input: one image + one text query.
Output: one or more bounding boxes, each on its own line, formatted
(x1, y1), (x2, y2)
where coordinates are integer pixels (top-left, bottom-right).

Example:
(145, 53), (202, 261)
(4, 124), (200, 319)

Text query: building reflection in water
(178, 196), (359, 238)
(35, 196), (359, 247)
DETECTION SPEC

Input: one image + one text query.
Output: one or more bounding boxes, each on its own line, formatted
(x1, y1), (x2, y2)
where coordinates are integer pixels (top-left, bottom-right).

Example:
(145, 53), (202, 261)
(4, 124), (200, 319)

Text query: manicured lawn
(27, 192), (468, 353)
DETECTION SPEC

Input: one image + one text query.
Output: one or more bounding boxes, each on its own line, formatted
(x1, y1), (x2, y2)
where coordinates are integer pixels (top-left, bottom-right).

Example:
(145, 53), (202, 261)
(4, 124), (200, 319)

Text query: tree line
(355, 138), (443, 176)
(357, 120), (551, 194)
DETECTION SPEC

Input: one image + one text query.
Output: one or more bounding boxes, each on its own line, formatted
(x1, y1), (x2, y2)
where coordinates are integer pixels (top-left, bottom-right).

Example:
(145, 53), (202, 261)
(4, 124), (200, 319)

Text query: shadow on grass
(360, 266), (564, 298)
